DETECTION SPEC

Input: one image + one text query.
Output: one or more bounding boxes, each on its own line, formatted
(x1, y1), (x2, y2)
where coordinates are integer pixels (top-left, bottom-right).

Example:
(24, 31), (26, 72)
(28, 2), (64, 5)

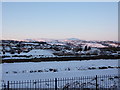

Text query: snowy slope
(83, 43), (106, 48)
(3, 49), (55, 59)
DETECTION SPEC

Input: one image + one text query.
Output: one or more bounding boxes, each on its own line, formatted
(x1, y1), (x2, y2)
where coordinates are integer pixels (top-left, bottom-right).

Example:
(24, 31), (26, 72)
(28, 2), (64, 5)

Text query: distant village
(1, 39), (120, 60)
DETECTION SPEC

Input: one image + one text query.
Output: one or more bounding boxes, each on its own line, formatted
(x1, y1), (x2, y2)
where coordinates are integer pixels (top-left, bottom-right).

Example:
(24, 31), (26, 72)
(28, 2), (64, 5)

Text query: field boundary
(2, 55), (120, 63)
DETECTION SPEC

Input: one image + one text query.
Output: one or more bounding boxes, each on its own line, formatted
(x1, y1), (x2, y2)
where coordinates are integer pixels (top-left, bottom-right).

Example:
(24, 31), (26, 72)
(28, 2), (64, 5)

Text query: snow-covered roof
(27, 49), (54, 56)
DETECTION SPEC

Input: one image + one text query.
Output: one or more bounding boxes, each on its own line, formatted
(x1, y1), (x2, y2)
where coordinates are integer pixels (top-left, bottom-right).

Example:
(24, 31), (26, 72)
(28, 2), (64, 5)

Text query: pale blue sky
(2, 2), (118, 41)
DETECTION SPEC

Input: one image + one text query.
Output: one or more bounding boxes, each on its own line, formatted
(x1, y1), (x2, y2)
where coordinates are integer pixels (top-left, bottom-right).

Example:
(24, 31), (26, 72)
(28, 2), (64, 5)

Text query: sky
(2, 2), (118, 41)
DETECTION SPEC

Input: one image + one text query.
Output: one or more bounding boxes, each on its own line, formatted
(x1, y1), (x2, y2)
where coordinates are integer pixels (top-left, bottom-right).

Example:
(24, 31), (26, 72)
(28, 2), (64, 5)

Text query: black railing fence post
(96, 75), (98, 90)
(7, 81), (9, 90)
(55, 78), (57, 90)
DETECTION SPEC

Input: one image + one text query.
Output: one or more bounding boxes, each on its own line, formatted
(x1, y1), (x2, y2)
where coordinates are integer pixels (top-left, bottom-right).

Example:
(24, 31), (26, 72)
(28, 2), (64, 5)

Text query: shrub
(99, 67), (108, 69)
(38, 70), (43, 72)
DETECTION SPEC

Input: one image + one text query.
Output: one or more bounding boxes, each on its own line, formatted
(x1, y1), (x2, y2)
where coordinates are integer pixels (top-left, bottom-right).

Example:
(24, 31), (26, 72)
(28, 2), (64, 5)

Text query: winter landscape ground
(2, 59), (119, 82)
(1, 59), (120, 89)
(1, 39), (120, 88)
(1, 39), (120, 80)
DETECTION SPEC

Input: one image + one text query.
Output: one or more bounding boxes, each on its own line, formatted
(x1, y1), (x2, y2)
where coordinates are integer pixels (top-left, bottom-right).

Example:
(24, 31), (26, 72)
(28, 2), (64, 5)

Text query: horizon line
(1, 38), (119, 42)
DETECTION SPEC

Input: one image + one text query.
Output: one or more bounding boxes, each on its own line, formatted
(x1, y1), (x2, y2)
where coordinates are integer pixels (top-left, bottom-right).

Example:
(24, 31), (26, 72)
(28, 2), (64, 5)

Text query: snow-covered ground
(2, 49), (55, 60)
(3, 49), (55, 56)
(2, 59), (119, 82)
(83, 42), (107, 48)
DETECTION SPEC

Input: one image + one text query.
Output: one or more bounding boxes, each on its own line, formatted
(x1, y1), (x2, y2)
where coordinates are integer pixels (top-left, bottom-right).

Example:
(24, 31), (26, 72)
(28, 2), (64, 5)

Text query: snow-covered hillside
(84, 43), (106, 48)
(1, 39), (120, 60)
(23, 38), (118, 48)
(3, 49), (55, 59)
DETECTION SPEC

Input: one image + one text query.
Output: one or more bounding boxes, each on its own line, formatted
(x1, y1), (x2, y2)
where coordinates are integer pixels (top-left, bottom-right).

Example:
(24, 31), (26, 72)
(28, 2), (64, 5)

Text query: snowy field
(2, 59), (119, 82)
